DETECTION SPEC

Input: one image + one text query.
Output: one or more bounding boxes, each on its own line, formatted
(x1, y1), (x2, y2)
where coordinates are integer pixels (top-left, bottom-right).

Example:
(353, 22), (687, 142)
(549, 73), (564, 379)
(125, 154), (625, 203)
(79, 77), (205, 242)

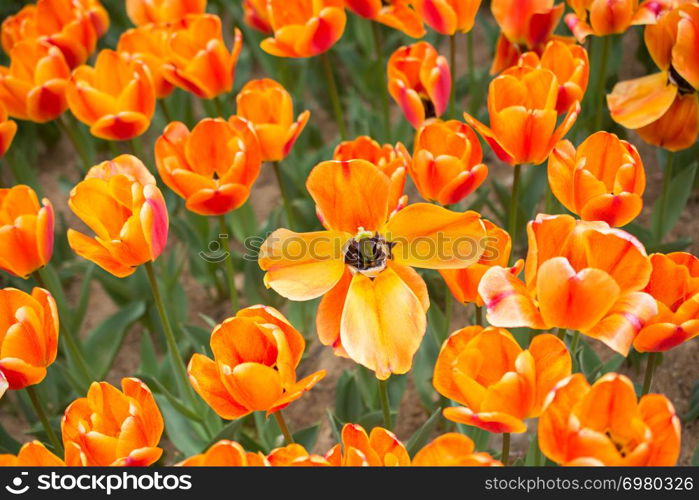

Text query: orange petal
(607, 72), (677, 129)
(187, 354), (249, 420)
(478, 265), (546, 329)
(442, 406), (527, 433)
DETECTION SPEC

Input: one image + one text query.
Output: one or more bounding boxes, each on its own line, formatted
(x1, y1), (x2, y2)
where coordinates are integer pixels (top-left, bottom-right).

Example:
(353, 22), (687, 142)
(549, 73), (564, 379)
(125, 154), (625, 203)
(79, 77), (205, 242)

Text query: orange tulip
(236, 79), (310, 162)
(177, 440), (268, 466)
(440, 220), (521, 306)
(434, 326), (571, 433)
(0, 185), (54, 279)
(62, 377), (164, 466)
(261, 0), (347, 58)
(0, 103), (17, 158)
(490, 0), (565, 73)
(345, 1), (425, 38)
(412, 433), (502, 466)
(411, 119), (488, 205)
(0, 441), (64, 466)
(0, 40), (70, 123)
(608, 3), (699, 151)
(117, 24), (174, 99)
(325, 423), (411, 466)
(67, 155), (168, 278)
(465, 67), (580, 166)
(539, 373), (681, 465)
(188, 305), (326, 419)
(259, 160), (486, 379)
(548, 132), (645, 227)
(412, 0), (481, 35)
(66, 49), (155, 141)
(243, 0), (273, 33)
(387, 42), (451, 128)
(126, 0), (206, 26)
(2, 0), (109, 69)
(508, 40), (590, 114)
(267, 444), (332, 466)
(634, 252), (699, 352)
(332, 135), (409, 211)
(0, 287), (58, 396)
(155, 117), (261, 216)
(162, 14), (242, 99)
(565, 0), (666, 41)
(478, 214), (658, 355)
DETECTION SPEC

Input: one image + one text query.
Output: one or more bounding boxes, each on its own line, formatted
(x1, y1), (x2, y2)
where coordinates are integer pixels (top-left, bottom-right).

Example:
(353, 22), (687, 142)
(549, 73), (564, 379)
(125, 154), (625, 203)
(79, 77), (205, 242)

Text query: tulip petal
(607, 72), (677, 129)
(187, 354), (249, 420)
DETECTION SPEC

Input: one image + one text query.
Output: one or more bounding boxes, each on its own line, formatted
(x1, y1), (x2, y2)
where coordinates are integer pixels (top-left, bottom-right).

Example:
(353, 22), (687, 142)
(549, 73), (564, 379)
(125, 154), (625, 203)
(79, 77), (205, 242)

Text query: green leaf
(335, 370), (367, 424)
(137, 373), (202, 423)
(693, 443), (699, 466)
(406, 410), (441, 456)
(138, 331), (159, 375)
(155, 395), (208, 457)
(293, 424), (321, 451)
(70, 263), (96, 332)
(0, 424), (21, 454)
(684, 378), (699, 422)
(205, 419), (243, 448)
(84, 301), (146, 379)
(652, 162), (698, 241)
(326, 409), (344, 443)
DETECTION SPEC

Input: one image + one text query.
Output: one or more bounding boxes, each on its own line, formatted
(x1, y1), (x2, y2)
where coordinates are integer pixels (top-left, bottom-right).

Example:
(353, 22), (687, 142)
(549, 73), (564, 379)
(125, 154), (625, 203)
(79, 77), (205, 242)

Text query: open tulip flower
(410, 119), (488, 205)
(464, 67), (580, 166)
(236, 78), (310, 162)
(332, 135), (410, 211)
(326, 423), (410, 466)
(608, 2), (699, 151)
(259, 160), (486, 379)
(67, 155), (168, 278)
(412, 0), (481, 35)
(413, 433), (503, 466)
(155, 117), (261, 215)
(125, 0), (206, 26)
(243, 0), (273, 34)
(0, 185), (54, 279)
(565, 0), (667, 41)
(162, 14), (242, 99)
(508, 40), (590, 115)
(479, 214), (658, 355)
(387, 41), (451, 128)
(66, 49), (155, 140)
(434, 326), (571, 433)
(440, 220), (521, 306)
(539, 373), (681, 465)
(188, 305), (326, 419)
(0, 441), (64, 466)
(1, 0), (109, 69)
(548, 131), (646, 227)
(0, 39), (71, 123)
(117, 24), (174, 99)
(490, 0), (565, 74)
(177, 440), (267, 466)
(260, 0), (347, 58)
(267, 444), (333, 466)
(62, 377), (164, 466)
(0, 103), (17, 157)
(0, 287), (58, 397)
(633, 252), (699, 352)
(345, 1), (425, 38)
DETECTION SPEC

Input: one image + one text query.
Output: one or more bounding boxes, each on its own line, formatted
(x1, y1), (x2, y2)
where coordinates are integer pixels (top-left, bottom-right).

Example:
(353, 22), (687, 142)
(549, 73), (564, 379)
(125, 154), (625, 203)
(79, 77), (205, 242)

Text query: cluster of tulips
(0, 0), (697, 467)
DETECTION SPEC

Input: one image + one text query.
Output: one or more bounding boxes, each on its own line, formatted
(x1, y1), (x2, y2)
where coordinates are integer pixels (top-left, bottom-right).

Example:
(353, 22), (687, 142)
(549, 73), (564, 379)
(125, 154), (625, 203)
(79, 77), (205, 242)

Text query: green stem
(218, 214), (239, 312)
(656, 151), (675, 242)
(321, 52), (347, 139)
(593, 36), (612, 131)
(159, 98), (173, 123)
(501, 432), (510, 466)
(570, 331), (580, 367)
(35, 268), (92, 390)
(378, 379), (392, 430)
(57, 115), (91, 172)
(475, 304), (483, 326)
(507, 164), (522, 258)
(26, 386), (63, 454)
(642, 352), (658, 395)
(272, 161), (296, 230)
(213, 95), (225, 117)
(556, 327), (567, 341)
(371, 21), (391, 142)
(274, 410), (295, 444)
(444, 292), (453, 339)
(144, 261), (196, 404)
(466, 31), (477, 115)
(449, 34), (456, 118)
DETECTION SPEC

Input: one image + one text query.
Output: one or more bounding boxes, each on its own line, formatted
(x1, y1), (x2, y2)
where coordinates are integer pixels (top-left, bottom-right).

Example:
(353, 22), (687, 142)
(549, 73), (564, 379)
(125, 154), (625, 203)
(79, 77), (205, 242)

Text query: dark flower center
(669, 65), (696, 95)
(344, 232), (395, 275)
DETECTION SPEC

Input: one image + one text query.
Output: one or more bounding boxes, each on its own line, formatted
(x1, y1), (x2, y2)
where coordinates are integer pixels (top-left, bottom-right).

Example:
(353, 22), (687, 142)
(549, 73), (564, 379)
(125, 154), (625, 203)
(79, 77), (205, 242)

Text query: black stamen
(344, 233), (394, 272)
(669, 65), (696, 95)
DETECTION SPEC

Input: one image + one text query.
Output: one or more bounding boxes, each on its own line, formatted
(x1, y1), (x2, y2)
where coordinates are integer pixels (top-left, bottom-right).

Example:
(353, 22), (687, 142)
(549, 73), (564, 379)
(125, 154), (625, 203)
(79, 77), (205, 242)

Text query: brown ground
(1, 16), (697, 466)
